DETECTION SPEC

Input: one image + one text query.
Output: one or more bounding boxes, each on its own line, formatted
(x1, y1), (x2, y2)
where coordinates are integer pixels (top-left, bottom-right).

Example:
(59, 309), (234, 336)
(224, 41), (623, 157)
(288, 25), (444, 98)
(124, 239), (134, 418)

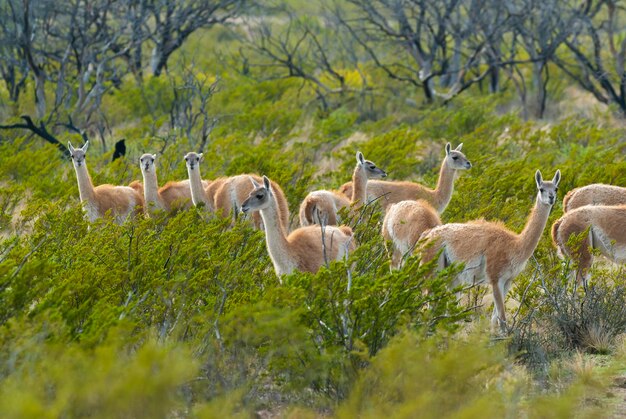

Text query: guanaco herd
(68, 140), (626, 331)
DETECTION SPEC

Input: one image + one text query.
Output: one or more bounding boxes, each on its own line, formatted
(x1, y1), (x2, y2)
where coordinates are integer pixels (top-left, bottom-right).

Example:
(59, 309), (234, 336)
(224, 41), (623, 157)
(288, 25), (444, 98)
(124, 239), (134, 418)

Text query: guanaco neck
(516, 197), (552, 261)
(73, 162), (96, 204)
(259, 196), (292, 273)
(432, 159), (457, 213)
(141, 168), (162, 208)
(351, 164), (367, 205)
(187, 167), (211, 208)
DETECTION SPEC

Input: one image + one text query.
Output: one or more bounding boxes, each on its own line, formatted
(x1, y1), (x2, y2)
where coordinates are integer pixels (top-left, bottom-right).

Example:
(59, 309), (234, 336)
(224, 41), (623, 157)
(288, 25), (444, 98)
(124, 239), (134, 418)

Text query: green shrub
(0, 319), (197, 418)
(2, 29), (626, 415)
(337, 327), (607, 418)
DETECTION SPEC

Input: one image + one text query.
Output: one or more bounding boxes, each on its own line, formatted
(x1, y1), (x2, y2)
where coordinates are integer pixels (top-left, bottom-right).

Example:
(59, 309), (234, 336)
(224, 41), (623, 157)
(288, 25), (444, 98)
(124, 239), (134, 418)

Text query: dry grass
(583, 321), (615, 355)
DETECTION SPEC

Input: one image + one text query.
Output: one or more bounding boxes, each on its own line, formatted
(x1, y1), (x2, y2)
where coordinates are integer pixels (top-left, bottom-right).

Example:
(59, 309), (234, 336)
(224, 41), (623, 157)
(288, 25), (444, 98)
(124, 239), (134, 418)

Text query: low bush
(2, 43), (626, 415)
(510, 262), (626, 376)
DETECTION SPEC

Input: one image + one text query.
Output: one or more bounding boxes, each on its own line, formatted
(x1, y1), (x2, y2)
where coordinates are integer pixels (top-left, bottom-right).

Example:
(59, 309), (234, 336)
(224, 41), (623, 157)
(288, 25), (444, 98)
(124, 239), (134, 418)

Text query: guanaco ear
(249, 176), (261, 188)
(445, 143), (451, 155)
(68, 142), (75, 153)
(356, 151), (365, 165)
(151, 154), (157, 160)
(263, 175), (271, 191)
(535, 170), (543, 188)
(82, 141), (89, 152)
(552, 169), (561, 186)
(198, 153), (204, 161)
(455, 143), (463, 151)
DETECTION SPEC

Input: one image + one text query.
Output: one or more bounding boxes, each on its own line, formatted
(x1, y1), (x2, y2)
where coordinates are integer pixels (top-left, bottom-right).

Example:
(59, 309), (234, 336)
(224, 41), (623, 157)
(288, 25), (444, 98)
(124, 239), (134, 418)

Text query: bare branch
(0, 116), (70, 158)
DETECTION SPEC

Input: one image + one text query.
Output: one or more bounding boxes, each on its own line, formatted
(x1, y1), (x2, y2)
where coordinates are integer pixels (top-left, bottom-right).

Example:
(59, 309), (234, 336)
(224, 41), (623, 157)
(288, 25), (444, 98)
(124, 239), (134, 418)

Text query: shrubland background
(1, 0), (626, 417)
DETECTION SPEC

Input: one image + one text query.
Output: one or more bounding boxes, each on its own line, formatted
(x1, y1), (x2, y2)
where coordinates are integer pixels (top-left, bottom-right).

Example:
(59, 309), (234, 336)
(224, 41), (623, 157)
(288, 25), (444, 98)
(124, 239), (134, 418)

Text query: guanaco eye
(256, 194), (264, 199)
(184, 157), (188, 161)
(540, 188), (544, 192)
(196, 158), (200, 162)
(452, 156), (458, 160)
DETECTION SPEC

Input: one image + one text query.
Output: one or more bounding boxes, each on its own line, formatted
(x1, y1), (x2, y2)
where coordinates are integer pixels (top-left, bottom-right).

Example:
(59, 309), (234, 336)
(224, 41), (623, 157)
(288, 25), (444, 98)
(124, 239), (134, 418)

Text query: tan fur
(563, 183), (626, 212)
(340, 180), (434, 211)
(129, 180), (143, 196)
(242, 176), (355, 278)
(279, 225), (356, 275)
(299, 191), (349, 226)
(339, 143), (470, 213)
(93, 184), (144, 221)
(214, 174), (290, 230)
(140, 153), (206, 214)
(552, 205), (626, 285)
(185, 152), (214, 209)
(299, 151), (386, 226)
(159, 180), (208, 211)
(204, 177), (228, 207)
(379, 144), (470, 269)
(382, 200), (442, 269)
(420, 170), (561, 332)
(68, 141), (143, 224)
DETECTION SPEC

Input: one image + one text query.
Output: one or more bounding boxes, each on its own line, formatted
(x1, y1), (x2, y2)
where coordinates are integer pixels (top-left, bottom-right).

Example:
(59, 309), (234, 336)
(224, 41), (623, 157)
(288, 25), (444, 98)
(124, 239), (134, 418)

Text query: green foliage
(119, 77), (176, 119)
(510, 262), (626, 363)
(0, 139), (70, 202)
(312, 107), (360, 146)
(209, 77), (305, 138)
(0, 319), (198, 418)
(337, 328), (607, 418)
(2, 26), (626, 416)
(0, 196), (463, 413)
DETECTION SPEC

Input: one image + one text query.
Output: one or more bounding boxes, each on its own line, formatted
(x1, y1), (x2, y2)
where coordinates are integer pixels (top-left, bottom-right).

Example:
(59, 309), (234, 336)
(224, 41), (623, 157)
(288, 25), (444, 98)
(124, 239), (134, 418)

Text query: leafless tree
(506, 0), (572, 118)
(554, 0), (626, 115)
(169, 67), (219, 152)
(0, 115), (86, 158)
(122, 0), (151, 83)
(10, 0), (49, 119)
(465, 0), (511, 94)
(52, 1), (134, 121)
(336, 0), (509, 103)
(0, 1), (28, 104)
(0, 0), (141, 152)
(146, 0), (246, 76)
(4, 0), (132, 123)
(241, 9), (366, 110)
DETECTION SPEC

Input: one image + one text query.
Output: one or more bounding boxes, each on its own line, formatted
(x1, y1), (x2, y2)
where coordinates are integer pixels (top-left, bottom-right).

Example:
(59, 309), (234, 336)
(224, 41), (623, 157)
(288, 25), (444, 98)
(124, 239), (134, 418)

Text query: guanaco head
(241, 176), (272, 213)
(139, 153), (157, 173)
(535, 169), (561, 206)
(444, 143), (472, 170)
(184, 152), (203, 171)
(68, 141), (89, 167)
(356, 151), (387, 179)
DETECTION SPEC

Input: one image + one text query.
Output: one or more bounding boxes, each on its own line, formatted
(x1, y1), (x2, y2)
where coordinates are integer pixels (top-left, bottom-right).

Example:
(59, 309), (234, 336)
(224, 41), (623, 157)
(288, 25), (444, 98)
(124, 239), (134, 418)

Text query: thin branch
(0, 115), (70, 158)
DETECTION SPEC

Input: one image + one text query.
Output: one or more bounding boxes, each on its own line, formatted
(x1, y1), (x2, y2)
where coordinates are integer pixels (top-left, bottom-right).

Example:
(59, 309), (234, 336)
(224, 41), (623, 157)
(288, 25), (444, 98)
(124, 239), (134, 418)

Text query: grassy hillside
(1, 22), (625, 418)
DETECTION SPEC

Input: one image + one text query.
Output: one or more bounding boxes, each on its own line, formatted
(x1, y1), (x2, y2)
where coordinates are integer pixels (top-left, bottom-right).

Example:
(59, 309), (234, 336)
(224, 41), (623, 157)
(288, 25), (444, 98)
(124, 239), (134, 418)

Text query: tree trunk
(150, 45), (168, 76)
(420, 60), (435, 102)
(532, 61), (547, 119)
(151, 37), (184, 76)
(441, 37), (462, 89)
(34, 72), (46, 119)
(131, 45), (144, 83)
(487, 45), (500, 94)
(489, 65), (500, 94)
(1, 66), (26, 103)
(422, 80), (434, 102)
